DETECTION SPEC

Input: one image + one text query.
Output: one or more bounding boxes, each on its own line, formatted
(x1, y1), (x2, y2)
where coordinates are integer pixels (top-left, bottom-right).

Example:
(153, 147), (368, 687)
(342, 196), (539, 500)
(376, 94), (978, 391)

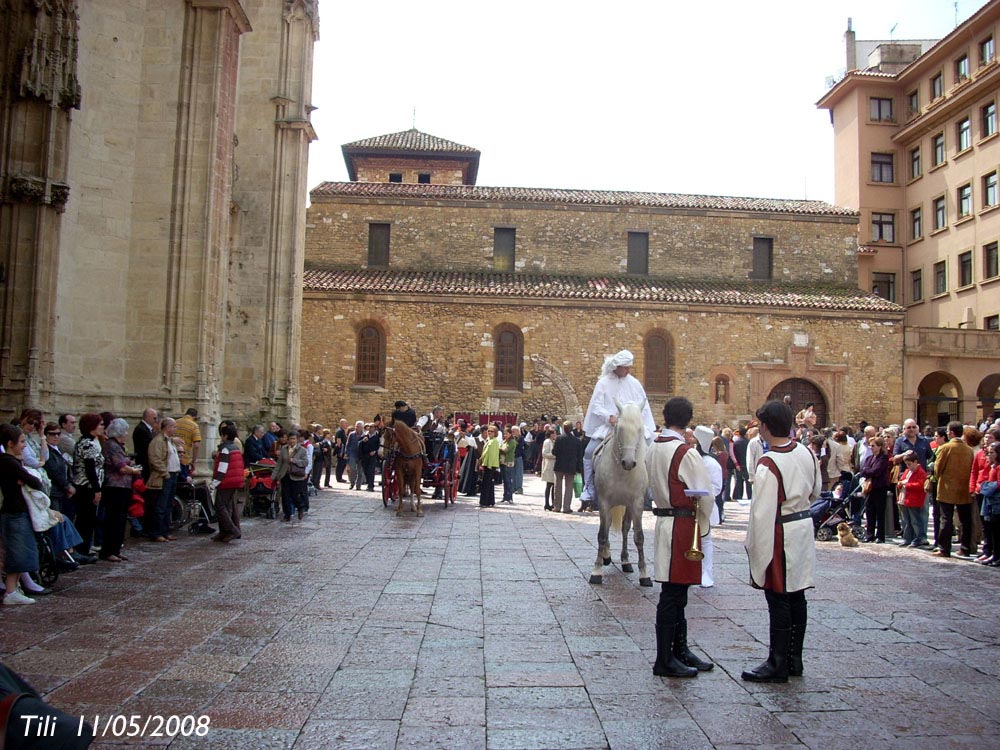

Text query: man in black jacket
(552, 421), (583, 513)
(132, 407), (158, 481)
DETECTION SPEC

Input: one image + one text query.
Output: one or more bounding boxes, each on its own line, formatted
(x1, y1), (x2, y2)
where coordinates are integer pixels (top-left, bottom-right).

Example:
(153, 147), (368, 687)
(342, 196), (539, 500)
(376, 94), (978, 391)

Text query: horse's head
(613, 399), (646, 471)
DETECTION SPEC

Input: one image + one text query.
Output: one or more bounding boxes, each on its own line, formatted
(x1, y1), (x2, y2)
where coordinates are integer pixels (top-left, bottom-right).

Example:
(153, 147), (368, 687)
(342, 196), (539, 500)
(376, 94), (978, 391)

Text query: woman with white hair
(100, 418), (142, 562)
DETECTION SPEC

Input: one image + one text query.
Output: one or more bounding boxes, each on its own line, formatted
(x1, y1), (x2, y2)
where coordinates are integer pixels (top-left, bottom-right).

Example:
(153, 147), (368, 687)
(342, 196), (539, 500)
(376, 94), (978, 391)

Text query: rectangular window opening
(750, 236), (773, 280)
(417, 173), (431, 184)
(959, 251), (974, 286)
(871, 152), (894, 183)
(493, 227), (516, 272)
(871, 212), (895, 243)
(367, 222), (390, 267)
(911, 269), (923, 302)
(934, 260), (948, 295)
(872, 272), (896, 302)
(985, 241), (999, 278)
(627, 231), (649, 275)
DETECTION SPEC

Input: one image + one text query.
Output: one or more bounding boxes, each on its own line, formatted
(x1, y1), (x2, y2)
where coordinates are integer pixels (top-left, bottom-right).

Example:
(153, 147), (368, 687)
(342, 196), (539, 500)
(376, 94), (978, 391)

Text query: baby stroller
(247, 460), (279, 519)
(811, 474), (866, 542)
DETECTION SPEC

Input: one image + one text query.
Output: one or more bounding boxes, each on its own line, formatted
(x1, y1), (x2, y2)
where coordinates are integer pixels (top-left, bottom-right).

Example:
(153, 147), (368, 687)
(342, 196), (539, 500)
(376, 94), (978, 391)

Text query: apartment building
(818, 5), (1000, 425)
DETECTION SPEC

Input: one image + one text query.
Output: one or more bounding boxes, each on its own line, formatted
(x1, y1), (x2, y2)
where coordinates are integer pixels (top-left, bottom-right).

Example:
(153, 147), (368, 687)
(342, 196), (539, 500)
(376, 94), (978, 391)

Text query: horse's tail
(609, 505), (627, 536)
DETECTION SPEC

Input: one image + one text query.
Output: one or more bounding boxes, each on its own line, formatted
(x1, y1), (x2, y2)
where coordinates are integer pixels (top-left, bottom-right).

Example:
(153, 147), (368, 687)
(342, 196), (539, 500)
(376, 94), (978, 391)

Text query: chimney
(845, 18), (857, 71)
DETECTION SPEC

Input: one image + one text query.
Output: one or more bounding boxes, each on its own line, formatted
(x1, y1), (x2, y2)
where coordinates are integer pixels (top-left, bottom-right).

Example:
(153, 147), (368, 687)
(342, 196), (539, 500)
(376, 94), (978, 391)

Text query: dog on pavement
(837, 522), (859, 548)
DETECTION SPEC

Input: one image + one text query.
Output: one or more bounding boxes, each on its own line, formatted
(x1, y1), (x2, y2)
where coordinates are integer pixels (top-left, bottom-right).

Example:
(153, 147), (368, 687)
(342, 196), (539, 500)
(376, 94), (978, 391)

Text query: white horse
(589, 399), (652, 587)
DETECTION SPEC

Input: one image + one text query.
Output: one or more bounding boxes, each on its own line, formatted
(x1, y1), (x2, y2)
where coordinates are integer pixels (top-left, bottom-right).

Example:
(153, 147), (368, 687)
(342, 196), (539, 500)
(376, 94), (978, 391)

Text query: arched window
(356, 324), (385, 386)
(494, 324), (523, 390)
(643, 331), (672, 394)
(714, 376), (730, 404)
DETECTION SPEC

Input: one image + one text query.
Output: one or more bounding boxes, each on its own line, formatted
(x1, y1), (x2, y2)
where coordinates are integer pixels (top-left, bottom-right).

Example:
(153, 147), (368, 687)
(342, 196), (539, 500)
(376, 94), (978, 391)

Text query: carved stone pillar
(0, 0), (81, 409)
(162, 0), (250, 439)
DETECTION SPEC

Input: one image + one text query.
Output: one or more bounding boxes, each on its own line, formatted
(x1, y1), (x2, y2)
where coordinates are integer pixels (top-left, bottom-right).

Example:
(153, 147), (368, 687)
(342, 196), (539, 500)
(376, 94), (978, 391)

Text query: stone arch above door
(768, 378), (829, 428)
(748, 342), (846, 427)
(530, 355), (582, 421)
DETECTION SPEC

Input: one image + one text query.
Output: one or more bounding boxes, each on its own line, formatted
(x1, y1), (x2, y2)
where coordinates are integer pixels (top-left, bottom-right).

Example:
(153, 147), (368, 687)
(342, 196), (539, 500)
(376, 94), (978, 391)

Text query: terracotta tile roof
(310, 181), (856, 217)
(342, 128), (480, 155)
(303, 268), (903, 313)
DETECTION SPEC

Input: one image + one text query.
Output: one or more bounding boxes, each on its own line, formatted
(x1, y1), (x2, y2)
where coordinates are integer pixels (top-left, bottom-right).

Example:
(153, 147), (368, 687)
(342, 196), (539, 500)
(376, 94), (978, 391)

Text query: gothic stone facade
(0, 0), (317, 442)
(301, 172), (905, 428)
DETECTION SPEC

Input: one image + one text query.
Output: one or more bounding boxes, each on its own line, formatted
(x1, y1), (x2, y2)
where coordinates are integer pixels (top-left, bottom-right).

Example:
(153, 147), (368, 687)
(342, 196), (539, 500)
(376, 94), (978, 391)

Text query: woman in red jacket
(896, 451), (927, 548)
(210, 423), (245, 543)
(973, 428), (1000, 561)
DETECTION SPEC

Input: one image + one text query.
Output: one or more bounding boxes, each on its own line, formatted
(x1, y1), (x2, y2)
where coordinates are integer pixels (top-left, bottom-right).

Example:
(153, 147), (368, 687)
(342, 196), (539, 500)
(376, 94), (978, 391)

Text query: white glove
(209, 479), (220, 491)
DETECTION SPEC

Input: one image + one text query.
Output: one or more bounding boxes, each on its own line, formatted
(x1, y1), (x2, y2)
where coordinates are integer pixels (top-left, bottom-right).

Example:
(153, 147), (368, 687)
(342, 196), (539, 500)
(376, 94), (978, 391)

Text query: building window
(750, 236), (773, 280)
(932, 133), (945, 165)
(934, 260), (948, 295)
(493, 227), (515, 272)
(872, 272), (896, 302)
(984, 172), (998, 208)
(986, 241), (999, 278)
(627, 231), (649, 275)
(417, 173), (431, 184)
(986, 314), (1000, 330)
(643, 331), (673, 394)
(958, 117), (972, 151)
(911, 207), (922, 240)
(714, 376), (730, 405)
(982, 36), (995, 66)
(910, 147), (921, 179)
(869, 97), (894, 122)
(959, 251), (974, 286)
(911, 269), (923, 302)
(956, 54), (970, 81)
(388, 173), (402, 183)
(908, 90), (919, 116)
(493, 324), (523, 390)
(933, 196), (947, 230)
(958, 184), (973, 218)
(367, 223), (390, 267)
(984, 102), (997, 138)
(355, 325), (385, 386)
(871, 153), (894, 183)
(931, 73), (943, 99)
(871, 212), (895, 243)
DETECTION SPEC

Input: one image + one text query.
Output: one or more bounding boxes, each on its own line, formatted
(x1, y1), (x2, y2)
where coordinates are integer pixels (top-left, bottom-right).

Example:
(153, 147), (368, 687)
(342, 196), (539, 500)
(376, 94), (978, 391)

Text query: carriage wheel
(382, 461), (397, 507)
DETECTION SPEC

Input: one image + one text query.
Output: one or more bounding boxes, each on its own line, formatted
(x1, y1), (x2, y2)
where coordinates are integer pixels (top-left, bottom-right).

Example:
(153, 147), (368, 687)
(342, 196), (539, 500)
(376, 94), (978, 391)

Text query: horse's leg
(590, 503), (609, 584)
(620, 506), (634, 573)
(395, 462), (405, 515)
(634, 500), (652, 587)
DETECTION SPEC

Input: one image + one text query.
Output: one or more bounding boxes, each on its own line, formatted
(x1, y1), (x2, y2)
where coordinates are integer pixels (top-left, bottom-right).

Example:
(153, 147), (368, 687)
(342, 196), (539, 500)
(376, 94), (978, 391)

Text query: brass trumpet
(684, 496), (704, 562)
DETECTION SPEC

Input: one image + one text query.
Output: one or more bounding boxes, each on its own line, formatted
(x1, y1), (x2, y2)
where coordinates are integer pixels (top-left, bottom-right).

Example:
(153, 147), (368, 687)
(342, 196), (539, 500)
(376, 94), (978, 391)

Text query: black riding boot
(788, 623), (806, 677)
(673, 619), (713, 671)
(653, 622), (698, 678)
(741, 627), (790, 683)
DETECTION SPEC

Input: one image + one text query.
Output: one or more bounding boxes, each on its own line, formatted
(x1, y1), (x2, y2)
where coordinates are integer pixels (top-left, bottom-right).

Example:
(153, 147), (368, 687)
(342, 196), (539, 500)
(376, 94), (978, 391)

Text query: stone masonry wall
(299, 295), (903, 429)
(306, 199), (860, 286)
(352, 156), (468, 185)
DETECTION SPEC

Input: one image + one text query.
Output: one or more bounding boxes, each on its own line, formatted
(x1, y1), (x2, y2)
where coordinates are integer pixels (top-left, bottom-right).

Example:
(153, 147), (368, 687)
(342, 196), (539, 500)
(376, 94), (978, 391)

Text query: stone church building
(302, 129), (905, 428)
(0, 0), (317, 439)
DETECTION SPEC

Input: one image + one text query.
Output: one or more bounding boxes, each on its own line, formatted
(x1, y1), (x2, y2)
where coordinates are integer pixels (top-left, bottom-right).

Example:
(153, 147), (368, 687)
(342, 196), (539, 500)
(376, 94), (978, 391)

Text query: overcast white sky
(306, 0), (982, 206)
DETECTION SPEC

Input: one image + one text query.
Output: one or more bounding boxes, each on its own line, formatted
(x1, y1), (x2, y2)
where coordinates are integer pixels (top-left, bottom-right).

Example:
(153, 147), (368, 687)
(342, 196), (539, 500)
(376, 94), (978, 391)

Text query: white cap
(693, 425), (714, 454)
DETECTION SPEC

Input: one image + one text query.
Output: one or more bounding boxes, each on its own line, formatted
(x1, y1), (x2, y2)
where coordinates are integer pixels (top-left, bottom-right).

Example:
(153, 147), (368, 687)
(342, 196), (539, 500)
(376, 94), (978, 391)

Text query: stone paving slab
(2, 473), (999, 749)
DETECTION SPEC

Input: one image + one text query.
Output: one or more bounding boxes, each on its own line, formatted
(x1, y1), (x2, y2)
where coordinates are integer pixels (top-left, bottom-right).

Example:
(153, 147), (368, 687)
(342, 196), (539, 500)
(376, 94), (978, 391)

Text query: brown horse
(385, 422), (425, 516)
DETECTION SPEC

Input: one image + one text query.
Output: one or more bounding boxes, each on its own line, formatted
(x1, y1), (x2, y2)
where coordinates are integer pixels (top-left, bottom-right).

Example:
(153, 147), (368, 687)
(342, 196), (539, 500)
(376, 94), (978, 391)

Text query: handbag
(860, 478), (872, 495)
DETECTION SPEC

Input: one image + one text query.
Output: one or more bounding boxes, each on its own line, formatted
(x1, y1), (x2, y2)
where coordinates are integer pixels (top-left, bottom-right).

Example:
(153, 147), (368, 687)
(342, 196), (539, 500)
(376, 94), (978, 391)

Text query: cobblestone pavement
(2, 474), (999, 750)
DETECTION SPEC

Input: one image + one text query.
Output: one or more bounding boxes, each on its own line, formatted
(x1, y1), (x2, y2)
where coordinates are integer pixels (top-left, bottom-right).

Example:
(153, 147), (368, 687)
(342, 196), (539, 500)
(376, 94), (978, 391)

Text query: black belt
(778, 509), (811, 524)
(653, 508), (694, 518)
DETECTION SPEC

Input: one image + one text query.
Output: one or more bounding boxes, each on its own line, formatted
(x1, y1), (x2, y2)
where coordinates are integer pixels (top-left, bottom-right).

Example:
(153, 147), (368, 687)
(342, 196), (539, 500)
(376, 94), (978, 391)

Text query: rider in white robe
(581, 350), (656, 508)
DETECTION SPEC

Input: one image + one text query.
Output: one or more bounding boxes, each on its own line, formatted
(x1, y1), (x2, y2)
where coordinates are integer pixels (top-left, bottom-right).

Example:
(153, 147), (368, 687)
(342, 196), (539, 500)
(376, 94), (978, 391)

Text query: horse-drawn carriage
(381, 426), (459, 514)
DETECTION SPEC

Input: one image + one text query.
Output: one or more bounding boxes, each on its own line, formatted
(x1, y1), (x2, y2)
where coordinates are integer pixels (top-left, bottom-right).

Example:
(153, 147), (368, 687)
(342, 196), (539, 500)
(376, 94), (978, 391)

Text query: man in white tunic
(646, 397), (714, 678)
(693, 425), (723, 588)
(581, 350), (656, 510)
(742, 400), (821, 683)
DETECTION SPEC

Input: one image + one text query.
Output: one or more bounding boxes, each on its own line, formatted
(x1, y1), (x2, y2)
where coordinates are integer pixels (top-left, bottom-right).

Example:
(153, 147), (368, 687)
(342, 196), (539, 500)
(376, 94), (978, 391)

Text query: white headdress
(601, 349), (635, 378)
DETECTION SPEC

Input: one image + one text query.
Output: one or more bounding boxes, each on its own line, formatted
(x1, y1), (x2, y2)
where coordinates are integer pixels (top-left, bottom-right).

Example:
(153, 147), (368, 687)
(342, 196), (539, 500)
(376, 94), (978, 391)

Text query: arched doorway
(768, 378), (828, 428)
(917, 371), (962, 427)
(978, 374), (1000, 423)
